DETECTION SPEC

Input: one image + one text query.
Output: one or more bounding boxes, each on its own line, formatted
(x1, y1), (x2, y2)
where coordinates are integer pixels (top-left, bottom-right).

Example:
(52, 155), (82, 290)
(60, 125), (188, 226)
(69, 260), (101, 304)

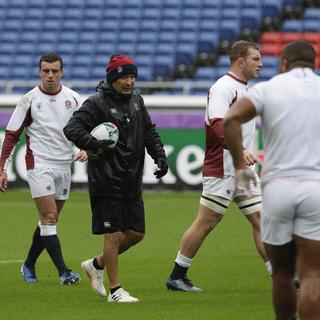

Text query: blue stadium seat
(141, 8), (159, 20)
(3, 19), (23, 31)
(201, 8), (220, 20)
(20, 31), (39, 44)
(221, 0), (241, 8)
(79, 32), (97, 44)
(138, 31), (158, 43)
(6, 8), (25, 19)
(303, 8), (320, 20)
(91, 66), (106, 80)
(162, 0), (181, 9)
(93, 54), (108, 67)
(100, 19), (119, 32)
(198, 31), (220, 53)
(219, 20), (240, 42)
(122, 8), (141, 20)
(95, 42), (116, 55)
(135, 55), (153, 67)
(140, 20), (159, 32)
(39, 31), (58, 43)
(282, 20), (303, 32)
(159, 19), (179, 32)
(44, 9), (61, 20)
(162, 8), (181, 20)
(136, 43), (156, 55)
(303, 20), (320, 32)
(181, 8), (201, 20)
(158, 32), (177, 44)
(56, 43), (75, 55)
(23, 19), (42, 31)
(262, 0), (284, 17)
(120, 20), (140, 32)
(178, 31), (198, 45)
(153, 55), (176, 78)
(261, 56), (279, 68)
(156, 43), (176, 55)
(70, 67), (91, 80)
(74, 55), (93, 67)
(243, 0), (261, 9)
(16, 43), (35, 54)
(137, 66), (153, 81)
(119, 31), (138, 44)
(42, 19), (61, 31)
(241, 8), (262, 29)
(116, 43), (137, 55)
(62, 20), (81, 31)
(179, 20), (199, 32)
(199, 19), (220, 33)
(193, 67), (219, 81)
(0, 55), (12, 66)
(81, 20), (101, 31)
(221, 8), (237, 20)
(176, 43), (197, 65)
(216, 55), (230, 67)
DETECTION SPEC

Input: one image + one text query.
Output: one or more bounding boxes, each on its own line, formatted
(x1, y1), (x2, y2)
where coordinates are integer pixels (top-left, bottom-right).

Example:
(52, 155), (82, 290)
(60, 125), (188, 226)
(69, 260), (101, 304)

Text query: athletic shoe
(81, 259), (106, 297)
(21, 263), (37, 283)
(108, 288), (139, 303)
(166, 276), (203, 292)
(60, 270), (81, 285)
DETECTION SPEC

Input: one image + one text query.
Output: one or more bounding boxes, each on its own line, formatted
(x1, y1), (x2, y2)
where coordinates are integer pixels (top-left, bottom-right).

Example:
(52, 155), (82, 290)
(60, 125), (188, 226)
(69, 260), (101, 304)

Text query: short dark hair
(281, 40), (316, 69)
(229, 40), (258, 64)
(38, 52), (63, 69)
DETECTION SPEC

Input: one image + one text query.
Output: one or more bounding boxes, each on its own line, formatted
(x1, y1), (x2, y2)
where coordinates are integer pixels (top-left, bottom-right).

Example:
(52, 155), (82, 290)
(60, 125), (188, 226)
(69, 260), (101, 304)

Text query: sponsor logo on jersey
(65, 100), (72, 109)
(46, 185), (52, 191)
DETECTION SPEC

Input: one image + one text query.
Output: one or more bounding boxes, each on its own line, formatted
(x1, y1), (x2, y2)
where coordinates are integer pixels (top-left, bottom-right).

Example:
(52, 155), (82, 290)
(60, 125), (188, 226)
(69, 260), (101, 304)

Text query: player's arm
(224, 97), (257, 169)
(224, 97), (257, 194)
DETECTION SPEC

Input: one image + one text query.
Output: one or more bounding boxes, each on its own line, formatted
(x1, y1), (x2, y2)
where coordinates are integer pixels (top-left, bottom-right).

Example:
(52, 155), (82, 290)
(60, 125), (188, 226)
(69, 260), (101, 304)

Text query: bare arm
(224, 97), (258, 195)
(224, 97), (257, 169)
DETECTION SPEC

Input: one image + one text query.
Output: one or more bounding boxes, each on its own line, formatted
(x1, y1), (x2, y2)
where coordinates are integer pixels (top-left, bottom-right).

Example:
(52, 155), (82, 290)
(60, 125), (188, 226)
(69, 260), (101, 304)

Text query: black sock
(41, 234), (67, 276)
(170, 262), (188, 280)
(93, 257), (104, 270)
(110, 285), (121, 294)
(24, 225), (44, 268)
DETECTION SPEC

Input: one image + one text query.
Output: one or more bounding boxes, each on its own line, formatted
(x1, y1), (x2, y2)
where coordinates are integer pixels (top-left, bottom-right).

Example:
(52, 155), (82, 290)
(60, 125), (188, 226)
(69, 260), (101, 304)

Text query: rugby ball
(87, 122), (119, 159)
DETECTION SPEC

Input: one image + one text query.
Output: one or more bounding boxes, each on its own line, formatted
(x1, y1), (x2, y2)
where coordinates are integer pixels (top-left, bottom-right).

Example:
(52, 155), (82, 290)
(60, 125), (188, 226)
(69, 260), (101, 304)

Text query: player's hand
(74, 150), (88, 162)
(243, 149), (258, 166)
(89, 139), (115, 156)
(0, 172), (8, 192)
(154, 157), (168, 179)
(235, 168), (257, 197)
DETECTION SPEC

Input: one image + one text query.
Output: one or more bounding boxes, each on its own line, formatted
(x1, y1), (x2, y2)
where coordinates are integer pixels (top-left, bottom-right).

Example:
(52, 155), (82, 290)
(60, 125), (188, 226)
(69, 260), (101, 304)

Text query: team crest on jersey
(65, 100), (72, 109)
(36, 102), (42, 110)
(117, 66), (123, 73)
(63, 188), (68, 195)
(133, 102), (140, 111)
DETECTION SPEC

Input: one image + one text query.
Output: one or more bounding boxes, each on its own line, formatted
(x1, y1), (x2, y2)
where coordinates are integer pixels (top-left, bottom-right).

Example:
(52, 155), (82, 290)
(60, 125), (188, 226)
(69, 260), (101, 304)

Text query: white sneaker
(81, 259), (106, 297)
(108, 288), (139, 303)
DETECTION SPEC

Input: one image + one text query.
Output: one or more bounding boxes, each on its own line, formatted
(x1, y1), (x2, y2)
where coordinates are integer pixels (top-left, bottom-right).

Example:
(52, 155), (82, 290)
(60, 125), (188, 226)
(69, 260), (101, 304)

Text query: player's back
(250, 68), (320, 179)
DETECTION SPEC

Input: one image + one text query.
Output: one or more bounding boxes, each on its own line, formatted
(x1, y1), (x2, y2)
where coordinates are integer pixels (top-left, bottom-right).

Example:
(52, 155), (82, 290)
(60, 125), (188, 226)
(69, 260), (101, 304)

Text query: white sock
(265, 261), (272, 275)
(175, 251), (192, 268)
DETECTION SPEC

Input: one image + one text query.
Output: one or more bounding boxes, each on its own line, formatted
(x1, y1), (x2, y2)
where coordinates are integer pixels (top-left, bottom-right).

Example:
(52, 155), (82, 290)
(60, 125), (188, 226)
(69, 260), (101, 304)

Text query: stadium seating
(0, 0), (317, 94)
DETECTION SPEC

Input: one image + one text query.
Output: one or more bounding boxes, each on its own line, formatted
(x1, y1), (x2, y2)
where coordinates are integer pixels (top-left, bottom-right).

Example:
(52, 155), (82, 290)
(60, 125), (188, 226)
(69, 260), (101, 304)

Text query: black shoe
(166, 276), (203, 292)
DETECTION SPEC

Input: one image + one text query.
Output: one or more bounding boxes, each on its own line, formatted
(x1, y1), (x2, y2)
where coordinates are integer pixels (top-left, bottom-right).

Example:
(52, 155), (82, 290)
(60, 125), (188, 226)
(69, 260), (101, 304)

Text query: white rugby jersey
(248, 67), (320, 180)
(0, 85), (82, 170)
(203, 72), (256, 178)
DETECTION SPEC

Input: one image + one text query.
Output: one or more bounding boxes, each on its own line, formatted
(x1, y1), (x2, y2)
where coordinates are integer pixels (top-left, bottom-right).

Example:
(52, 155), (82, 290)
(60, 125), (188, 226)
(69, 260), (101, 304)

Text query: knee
(130, 232), (144, 245)
(197, 213), (222, 233)
(40, 212), (57, 225)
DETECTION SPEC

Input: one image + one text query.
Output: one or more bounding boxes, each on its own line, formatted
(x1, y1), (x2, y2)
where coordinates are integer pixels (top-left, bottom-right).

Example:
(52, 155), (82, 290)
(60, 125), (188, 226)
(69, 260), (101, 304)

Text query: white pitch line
(0, 260), (24, 264)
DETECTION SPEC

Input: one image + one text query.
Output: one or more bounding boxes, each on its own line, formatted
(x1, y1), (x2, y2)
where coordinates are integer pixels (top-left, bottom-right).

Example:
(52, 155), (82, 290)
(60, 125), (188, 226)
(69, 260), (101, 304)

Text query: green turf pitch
(0, 191), (273, 320)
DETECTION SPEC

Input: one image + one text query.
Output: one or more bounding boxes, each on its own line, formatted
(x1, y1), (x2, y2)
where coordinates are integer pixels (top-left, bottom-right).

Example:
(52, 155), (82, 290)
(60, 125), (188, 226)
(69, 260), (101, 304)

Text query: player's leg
(295, 236), (320, 319)
(166, 192), (229, 292)
(236, 196), (271, 266)
(265, 241), (297, 320)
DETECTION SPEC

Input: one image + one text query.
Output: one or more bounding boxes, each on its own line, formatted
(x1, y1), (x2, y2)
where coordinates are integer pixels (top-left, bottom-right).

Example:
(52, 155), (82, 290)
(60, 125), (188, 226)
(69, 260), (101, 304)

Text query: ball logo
(117, 66), (123, 73)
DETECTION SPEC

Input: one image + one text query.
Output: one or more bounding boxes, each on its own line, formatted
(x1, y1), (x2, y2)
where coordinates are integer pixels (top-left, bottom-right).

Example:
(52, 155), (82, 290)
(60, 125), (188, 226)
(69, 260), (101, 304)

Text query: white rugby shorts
(261, 178), (320, 245)
(202, 174), (261, 201)
(27, 166), (71, 200)
(200, 174), (261, 215)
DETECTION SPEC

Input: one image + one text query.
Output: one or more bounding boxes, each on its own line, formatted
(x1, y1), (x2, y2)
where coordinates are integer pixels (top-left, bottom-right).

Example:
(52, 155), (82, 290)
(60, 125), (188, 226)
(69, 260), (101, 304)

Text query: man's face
(112, 74), (136, 95)
(242, 48), (263, 80)
(39, 61), (63, 93)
